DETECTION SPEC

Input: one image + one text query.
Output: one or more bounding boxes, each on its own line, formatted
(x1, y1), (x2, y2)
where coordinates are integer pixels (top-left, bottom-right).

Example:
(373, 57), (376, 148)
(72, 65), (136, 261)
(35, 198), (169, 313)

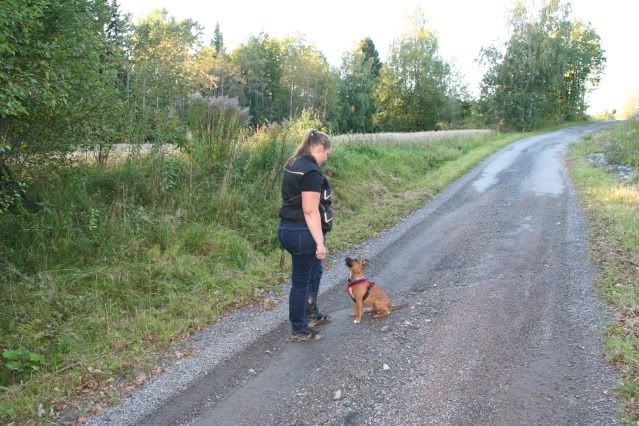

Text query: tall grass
(599, 121), (639, 168)
(0, 120), (519, 423)
(569, 120), (639, 421)
(185, 94), (251, 164)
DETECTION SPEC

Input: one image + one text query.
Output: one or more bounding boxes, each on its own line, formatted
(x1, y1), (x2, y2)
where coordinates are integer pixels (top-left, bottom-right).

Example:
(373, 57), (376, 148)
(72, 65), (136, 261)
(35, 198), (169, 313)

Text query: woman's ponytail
(288, 129), (331, 165)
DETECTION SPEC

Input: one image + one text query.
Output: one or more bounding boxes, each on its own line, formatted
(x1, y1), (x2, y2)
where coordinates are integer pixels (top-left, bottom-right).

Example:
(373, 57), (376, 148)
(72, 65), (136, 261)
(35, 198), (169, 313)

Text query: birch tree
(479, 0), (605, 130)
(374, 11), (450, 131)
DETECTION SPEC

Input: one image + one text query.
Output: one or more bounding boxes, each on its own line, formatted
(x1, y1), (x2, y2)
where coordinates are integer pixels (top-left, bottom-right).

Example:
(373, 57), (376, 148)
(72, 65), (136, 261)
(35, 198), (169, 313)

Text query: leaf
(2, 350), (16, 360)
(29, 352), (44, 363)
(5, 361), (21, 371)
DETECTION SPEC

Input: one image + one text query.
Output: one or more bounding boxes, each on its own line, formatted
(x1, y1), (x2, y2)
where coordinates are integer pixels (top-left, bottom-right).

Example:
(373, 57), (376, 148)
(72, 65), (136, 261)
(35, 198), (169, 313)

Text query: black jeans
(307, 257), (323, 318)
(278, 220), (324, 332)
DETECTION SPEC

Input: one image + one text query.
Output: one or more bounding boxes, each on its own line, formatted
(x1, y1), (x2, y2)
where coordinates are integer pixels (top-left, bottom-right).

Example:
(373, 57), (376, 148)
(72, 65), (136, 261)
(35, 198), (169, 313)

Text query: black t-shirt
(299, 170), (323, 192)
(279, 156), (333, 232)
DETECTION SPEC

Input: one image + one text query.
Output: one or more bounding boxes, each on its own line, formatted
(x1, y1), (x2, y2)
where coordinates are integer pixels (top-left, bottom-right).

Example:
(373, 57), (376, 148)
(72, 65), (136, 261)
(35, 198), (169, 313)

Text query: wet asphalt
(88, 123), (620, 426)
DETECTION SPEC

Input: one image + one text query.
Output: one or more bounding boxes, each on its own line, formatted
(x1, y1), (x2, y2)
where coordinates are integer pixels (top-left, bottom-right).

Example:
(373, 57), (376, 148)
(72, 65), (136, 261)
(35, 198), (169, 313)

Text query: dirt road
(90, 123), (619, 425)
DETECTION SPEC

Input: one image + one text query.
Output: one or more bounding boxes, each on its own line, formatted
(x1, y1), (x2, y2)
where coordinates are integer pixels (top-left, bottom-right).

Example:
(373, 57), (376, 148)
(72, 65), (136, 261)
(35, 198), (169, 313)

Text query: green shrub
(2, 349), (44, 379)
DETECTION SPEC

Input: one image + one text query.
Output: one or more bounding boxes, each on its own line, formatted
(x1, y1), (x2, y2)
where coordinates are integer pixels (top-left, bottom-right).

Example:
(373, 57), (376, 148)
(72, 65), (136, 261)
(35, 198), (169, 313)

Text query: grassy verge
(0, 126), (525, 423)
(568, 120), (639, 421)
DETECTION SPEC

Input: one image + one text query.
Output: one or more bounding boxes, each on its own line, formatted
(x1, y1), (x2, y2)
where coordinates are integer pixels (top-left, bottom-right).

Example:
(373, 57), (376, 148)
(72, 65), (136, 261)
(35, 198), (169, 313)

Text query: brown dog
(345, 257), (392, 323)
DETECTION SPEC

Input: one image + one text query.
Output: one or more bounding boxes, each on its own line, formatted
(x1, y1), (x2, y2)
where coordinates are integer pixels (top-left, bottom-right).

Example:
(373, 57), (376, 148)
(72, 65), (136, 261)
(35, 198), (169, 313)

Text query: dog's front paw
(353, 319), (360, 324)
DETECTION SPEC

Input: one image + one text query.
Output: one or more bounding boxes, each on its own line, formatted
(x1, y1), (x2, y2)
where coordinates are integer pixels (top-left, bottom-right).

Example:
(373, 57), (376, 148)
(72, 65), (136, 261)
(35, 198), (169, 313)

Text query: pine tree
(357, 37), (381, 78)
(212, 22), (224, 54)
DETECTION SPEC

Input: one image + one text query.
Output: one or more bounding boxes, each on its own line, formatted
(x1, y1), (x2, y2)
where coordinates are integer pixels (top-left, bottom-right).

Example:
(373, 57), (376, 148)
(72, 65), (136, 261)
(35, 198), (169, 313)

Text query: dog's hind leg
(372, 302), (391, 318)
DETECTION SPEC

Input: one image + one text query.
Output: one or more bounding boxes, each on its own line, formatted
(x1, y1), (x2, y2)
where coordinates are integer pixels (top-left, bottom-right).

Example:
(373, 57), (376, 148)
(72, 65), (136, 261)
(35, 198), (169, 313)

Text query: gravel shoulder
(88, 123), (619, 426)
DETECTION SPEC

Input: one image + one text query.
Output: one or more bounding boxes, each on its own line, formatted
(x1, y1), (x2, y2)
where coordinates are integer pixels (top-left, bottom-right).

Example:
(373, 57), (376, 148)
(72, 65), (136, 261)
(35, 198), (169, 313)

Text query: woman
(278, 129), (333, 341)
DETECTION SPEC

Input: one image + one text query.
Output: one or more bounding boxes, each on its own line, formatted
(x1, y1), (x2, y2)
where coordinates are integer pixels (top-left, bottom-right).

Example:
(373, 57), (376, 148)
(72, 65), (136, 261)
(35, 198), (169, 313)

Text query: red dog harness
(347, 276), (375, 302)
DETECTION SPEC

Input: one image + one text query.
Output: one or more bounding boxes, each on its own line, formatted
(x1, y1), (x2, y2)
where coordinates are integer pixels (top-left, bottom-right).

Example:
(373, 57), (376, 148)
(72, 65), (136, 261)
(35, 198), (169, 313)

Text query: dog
(345, 257), (394, 323)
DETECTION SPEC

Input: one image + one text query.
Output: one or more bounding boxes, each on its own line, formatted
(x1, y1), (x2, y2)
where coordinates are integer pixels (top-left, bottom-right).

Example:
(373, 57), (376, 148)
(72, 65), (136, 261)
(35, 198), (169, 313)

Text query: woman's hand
(316, 242), (327, 260)
(302, 191), (327, 260)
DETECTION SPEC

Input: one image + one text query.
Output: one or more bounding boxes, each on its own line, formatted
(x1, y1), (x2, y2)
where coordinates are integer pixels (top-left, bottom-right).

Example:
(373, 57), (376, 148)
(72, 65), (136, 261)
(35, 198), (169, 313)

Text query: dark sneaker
(290, 328), (322, 342)
(308, 313), (331, 327)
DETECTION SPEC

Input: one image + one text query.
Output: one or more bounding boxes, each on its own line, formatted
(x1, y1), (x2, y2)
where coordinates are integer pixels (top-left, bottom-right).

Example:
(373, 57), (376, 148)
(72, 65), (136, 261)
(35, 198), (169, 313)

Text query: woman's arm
(301, 191), (327, 259)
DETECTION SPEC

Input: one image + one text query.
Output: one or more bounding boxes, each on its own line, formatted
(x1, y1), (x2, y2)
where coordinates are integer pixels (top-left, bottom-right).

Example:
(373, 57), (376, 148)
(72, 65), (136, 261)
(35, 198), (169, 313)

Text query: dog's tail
(390, 303), (411, 312)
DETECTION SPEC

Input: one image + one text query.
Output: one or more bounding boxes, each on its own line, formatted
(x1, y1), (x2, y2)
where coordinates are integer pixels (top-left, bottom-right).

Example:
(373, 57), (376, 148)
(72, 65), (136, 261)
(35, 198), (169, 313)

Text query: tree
(0, 0), (58, 121)
(359, 38), (382, 79)
(211, 21), (224, 55)
(1, 0), (132, 152)
(478, 0), (605, 130)
(1, 0), (133, 210)
(337, 38), (382, 132)
(374, 11), (450, 131)
(279, 35), (339, 123)
(93, 0), (133, 163)
(443, 64), (473, 127)
(232, 34), (287, 124)
(129, 9), (201, 144)
(189, 46), (245, 99)
(232, 34), (340, 125)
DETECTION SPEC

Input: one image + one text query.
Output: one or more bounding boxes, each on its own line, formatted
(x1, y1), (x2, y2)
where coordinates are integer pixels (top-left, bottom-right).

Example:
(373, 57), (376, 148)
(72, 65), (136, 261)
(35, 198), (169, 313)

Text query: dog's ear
(345, 257), (352, 267)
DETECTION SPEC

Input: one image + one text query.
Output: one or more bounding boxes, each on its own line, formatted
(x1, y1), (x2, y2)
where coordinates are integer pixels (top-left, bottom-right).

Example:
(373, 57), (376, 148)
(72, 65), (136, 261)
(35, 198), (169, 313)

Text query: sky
(117, 0), (639, 116)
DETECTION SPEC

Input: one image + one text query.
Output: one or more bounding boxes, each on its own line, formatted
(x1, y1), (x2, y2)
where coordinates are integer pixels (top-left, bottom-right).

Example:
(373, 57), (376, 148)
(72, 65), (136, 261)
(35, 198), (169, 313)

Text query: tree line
(0, 0), (605, 213)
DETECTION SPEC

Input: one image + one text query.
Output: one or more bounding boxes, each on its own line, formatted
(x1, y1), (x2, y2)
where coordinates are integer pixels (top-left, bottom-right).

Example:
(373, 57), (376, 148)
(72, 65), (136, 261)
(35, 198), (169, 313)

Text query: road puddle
(473, 138), (538, 193)
(529, 144), (565, 196)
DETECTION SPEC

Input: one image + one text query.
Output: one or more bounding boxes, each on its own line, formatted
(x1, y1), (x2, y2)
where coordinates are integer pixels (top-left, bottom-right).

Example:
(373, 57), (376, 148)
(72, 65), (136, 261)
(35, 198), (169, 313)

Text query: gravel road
(88, 123), (619, 425)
